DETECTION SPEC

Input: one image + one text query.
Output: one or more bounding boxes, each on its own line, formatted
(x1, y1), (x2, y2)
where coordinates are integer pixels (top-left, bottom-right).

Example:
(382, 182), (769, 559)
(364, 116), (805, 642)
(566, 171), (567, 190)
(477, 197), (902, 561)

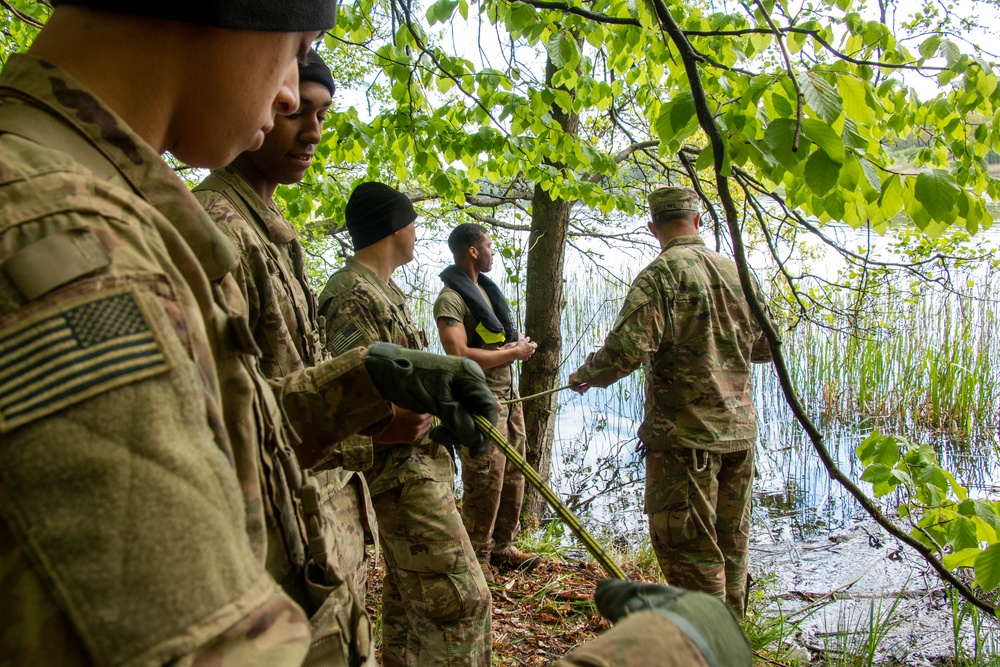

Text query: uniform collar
(344, 257), (405, 303)
(0, 54), (239, 281)
(661, 235), (706, 252)
(211, 165), (298, 245)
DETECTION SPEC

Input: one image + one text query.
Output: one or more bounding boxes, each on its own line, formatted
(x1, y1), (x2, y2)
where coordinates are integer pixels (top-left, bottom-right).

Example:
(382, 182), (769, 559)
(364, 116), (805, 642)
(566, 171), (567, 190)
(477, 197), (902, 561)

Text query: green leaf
(655, 92), (699, 148)
(507, 2), (537, 32)
(546, 32), (579, 69)
(763, 119), (812, 170)
(838, 75), (876, 125)
(948, 517), (980, 551)
(426, 0), (458, 25)
(914, 170), (961, 223)
(857, 431), (900, 466)
(943, 547), (981, 569)
(803, 149), (841, 196)
(975, 543), (1000, 591)
(431, 172), (451, 194)
(919, 35), (941, 60)
(801, 118), (845, 163)
(801, 73), (843, 122)
(861, 462), (893, 484)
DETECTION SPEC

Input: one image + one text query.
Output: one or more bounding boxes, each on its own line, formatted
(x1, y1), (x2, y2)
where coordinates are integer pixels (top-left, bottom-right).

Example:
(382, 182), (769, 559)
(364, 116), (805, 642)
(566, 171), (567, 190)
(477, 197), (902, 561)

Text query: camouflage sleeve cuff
(277, 347), (391, 469)
(574, 352), (620, 388)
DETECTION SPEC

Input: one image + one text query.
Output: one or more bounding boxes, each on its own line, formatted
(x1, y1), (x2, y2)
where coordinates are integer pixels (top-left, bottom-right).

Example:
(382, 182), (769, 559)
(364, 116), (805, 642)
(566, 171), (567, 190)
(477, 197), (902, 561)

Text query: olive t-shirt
(433, 285), (512, 395)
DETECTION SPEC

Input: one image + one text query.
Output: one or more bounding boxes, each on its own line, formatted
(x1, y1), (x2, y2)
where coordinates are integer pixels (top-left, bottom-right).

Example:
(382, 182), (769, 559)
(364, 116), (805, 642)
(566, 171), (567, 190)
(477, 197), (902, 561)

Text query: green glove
(594, 579), (752, 667)
(364, 342), (497, 455)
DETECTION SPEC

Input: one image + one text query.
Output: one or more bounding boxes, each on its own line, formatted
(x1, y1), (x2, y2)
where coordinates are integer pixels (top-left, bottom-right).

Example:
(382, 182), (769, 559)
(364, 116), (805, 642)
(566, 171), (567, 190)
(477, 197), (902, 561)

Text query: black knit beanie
(300, 49), (335, 97)
(50, 0), (337, 32)
(345, 182), (416, 251)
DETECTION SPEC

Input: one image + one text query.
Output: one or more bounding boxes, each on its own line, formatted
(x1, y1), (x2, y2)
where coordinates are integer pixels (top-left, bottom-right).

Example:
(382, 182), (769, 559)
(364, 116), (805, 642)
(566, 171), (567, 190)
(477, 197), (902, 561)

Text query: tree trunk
(520, 55), (579, 527)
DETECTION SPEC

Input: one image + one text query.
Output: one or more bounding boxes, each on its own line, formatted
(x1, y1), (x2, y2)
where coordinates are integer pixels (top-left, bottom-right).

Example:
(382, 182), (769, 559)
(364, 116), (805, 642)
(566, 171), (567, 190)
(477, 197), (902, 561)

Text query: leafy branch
(647, 0), (998, 617)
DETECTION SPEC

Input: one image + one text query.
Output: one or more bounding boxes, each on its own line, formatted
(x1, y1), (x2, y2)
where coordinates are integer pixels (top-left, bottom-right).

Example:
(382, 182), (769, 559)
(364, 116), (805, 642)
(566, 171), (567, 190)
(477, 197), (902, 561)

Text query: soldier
(318, 183), (492, 667)
(434, 223), (542, 583)
(192, 52), (389, 666)
(0, 2), (496, 665)
(569, 186), (772, 619)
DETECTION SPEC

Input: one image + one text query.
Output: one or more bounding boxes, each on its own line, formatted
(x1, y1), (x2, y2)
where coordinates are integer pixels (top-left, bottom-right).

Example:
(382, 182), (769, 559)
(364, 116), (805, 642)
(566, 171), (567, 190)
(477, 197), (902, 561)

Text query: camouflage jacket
(575, 236), (772, 453)
(193, 167), (322, 377)
(192, 169), (374, 467)
(318, 258), (455, 496)
(192, 166), (378, 588)
(0, 55), (390, 666)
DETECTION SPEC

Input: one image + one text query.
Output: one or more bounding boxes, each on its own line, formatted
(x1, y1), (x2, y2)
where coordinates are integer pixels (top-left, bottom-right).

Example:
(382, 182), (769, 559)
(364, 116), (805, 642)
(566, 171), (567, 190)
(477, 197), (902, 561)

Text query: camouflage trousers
(304, 469), (376, 667)
(373, 477), (492, 667)
(645, 446), (754, 618)
(551, 610), (710, 667)
(457, 400), (526, 561)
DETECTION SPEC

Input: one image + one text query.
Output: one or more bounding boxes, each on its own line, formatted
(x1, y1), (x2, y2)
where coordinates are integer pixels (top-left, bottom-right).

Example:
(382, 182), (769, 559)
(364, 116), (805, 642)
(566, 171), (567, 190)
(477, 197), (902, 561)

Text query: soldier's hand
(568, 370), (590, 394)
(594, 579), (752, 666)
(364, 343), (498, 453)
(372, 405), (433, 446)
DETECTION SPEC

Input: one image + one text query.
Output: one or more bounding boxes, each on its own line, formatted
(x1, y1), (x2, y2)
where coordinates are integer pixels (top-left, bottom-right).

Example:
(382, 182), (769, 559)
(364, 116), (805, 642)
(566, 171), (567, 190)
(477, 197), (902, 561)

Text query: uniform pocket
(382, 535), (475, 623)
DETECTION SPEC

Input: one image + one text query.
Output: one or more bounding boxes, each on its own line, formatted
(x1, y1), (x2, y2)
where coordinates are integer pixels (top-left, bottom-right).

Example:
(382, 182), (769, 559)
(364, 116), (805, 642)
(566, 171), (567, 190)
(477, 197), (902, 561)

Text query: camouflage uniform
(193, 167), (377, 666)
(319, 258), (491, 667)
(0, 55), (391, 665)
(574, 235), (771, 617)
(433, 287), (527, 564)
(551, 611), (710, 667)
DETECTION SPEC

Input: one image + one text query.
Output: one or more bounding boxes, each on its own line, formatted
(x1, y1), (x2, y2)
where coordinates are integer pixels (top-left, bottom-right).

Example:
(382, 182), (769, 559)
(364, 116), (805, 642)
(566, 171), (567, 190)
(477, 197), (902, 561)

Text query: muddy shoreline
(750, 520), (998, 665)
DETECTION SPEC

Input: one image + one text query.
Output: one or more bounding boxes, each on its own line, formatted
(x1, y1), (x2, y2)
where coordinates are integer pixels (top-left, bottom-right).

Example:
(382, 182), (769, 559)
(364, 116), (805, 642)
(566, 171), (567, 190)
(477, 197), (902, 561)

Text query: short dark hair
(448, 223), (489, 256)
(651, 209), (697, 228)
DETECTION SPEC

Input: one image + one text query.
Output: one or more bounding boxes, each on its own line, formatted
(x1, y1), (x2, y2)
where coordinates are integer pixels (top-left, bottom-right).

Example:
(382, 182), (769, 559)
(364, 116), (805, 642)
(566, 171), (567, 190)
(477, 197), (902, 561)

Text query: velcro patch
(0, 288), (169, 432)
(330, 323), (364, 355)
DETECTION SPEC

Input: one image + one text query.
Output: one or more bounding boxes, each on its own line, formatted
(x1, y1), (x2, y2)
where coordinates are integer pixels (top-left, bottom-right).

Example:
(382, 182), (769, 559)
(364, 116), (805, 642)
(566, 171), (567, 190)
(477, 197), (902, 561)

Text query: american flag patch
(330, 323), (364, 354)
(0, 289), (169, 432)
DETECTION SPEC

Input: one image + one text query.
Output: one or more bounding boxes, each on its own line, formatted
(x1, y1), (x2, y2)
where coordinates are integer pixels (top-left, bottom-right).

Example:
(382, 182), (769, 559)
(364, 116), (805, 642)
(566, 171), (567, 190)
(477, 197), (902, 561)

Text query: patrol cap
(647, 186), (700, 215)
(345, 182), (417, 251)
(50, 0), (338, 32)
(300, 49), (335, 97)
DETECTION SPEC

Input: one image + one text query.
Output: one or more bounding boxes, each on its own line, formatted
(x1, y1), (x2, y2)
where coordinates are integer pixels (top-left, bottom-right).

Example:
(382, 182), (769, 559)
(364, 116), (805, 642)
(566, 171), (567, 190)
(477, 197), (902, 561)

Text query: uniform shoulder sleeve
(319, 272), (386, 355)
(433, 287), (465, 322)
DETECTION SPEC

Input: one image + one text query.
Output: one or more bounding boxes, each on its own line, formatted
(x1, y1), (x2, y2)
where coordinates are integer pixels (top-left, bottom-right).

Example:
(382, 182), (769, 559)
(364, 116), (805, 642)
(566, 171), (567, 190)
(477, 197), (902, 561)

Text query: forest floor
(365, 554), (652, 665)
(364, 521), (1000, 666)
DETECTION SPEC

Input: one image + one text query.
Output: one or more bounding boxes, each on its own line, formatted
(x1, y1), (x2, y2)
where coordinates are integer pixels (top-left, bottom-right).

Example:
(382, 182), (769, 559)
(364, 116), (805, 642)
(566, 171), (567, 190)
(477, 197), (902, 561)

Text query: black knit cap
(300, 49), (335, 97)
(345, 182), (416, 251)
(50, 0), (338, 32)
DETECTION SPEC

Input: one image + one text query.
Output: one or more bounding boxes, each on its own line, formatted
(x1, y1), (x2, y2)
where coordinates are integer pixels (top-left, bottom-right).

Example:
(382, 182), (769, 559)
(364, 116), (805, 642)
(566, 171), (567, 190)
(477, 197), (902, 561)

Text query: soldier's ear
(692, 212), (701, 230)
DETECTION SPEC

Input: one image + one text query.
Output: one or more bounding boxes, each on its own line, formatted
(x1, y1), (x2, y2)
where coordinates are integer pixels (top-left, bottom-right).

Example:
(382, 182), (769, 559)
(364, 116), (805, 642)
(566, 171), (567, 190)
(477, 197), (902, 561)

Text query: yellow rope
(473, 414), (628, 580)
(499, 383), (575, 406)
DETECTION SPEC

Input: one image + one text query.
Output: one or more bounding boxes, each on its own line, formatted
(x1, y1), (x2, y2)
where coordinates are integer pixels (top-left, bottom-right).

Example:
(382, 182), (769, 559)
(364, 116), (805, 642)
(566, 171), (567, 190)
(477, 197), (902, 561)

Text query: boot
(490, 546), (544, 572)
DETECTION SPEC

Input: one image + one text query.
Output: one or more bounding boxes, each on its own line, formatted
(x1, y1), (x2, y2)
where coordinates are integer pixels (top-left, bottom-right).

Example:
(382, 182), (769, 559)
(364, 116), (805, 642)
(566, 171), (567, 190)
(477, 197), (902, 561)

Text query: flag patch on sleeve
(0, 288), (169, 432)
(330, 323), (364, 355)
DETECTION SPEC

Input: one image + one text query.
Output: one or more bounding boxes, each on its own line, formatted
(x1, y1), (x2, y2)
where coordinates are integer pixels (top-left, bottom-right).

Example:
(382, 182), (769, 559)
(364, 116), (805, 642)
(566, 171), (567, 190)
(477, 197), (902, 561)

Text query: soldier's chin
(168, 133), (262, 170)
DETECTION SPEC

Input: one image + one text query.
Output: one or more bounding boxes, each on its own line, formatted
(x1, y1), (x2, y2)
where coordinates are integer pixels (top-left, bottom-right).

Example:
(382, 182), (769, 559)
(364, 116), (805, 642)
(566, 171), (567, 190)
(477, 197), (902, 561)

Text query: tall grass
(782, 280), (1000, 442)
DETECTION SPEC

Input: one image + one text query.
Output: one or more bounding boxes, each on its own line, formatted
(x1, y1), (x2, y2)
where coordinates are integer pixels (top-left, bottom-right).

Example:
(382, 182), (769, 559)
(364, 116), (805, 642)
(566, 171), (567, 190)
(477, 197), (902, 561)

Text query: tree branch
(648, 0), (996, 616)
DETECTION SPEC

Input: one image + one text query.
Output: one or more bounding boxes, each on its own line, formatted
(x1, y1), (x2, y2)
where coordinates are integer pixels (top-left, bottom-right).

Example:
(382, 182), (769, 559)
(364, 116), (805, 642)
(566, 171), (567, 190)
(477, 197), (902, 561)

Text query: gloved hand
(364, 342), (497, 455)
(594, 579), (752, 667)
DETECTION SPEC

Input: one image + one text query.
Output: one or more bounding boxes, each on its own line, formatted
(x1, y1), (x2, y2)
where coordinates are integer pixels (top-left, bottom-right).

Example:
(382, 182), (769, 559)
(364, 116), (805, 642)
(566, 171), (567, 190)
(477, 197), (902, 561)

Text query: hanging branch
(645, 0), (996, 616)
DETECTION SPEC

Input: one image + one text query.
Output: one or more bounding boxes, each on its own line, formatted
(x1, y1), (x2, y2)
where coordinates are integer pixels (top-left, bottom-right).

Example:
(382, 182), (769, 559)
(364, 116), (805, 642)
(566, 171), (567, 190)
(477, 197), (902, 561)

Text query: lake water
(381, 213), (1000, 549)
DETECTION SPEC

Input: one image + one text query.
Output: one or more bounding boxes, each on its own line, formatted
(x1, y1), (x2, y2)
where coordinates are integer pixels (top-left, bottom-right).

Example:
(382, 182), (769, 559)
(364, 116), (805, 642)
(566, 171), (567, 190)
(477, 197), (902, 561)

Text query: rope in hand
(472, 413), (628, 580)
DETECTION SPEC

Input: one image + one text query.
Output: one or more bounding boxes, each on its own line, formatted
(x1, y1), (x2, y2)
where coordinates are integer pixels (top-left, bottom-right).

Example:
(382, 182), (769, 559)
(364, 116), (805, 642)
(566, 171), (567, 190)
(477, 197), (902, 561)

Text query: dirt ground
(364, 556), (651, 665)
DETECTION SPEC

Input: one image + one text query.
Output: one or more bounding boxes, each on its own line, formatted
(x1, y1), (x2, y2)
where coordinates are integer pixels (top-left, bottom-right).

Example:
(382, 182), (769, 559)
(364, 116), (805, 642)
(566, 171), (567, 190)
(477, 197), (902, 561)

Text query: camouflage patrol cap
(50, 0), (338, 32)
(648, 186), (700, 215)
